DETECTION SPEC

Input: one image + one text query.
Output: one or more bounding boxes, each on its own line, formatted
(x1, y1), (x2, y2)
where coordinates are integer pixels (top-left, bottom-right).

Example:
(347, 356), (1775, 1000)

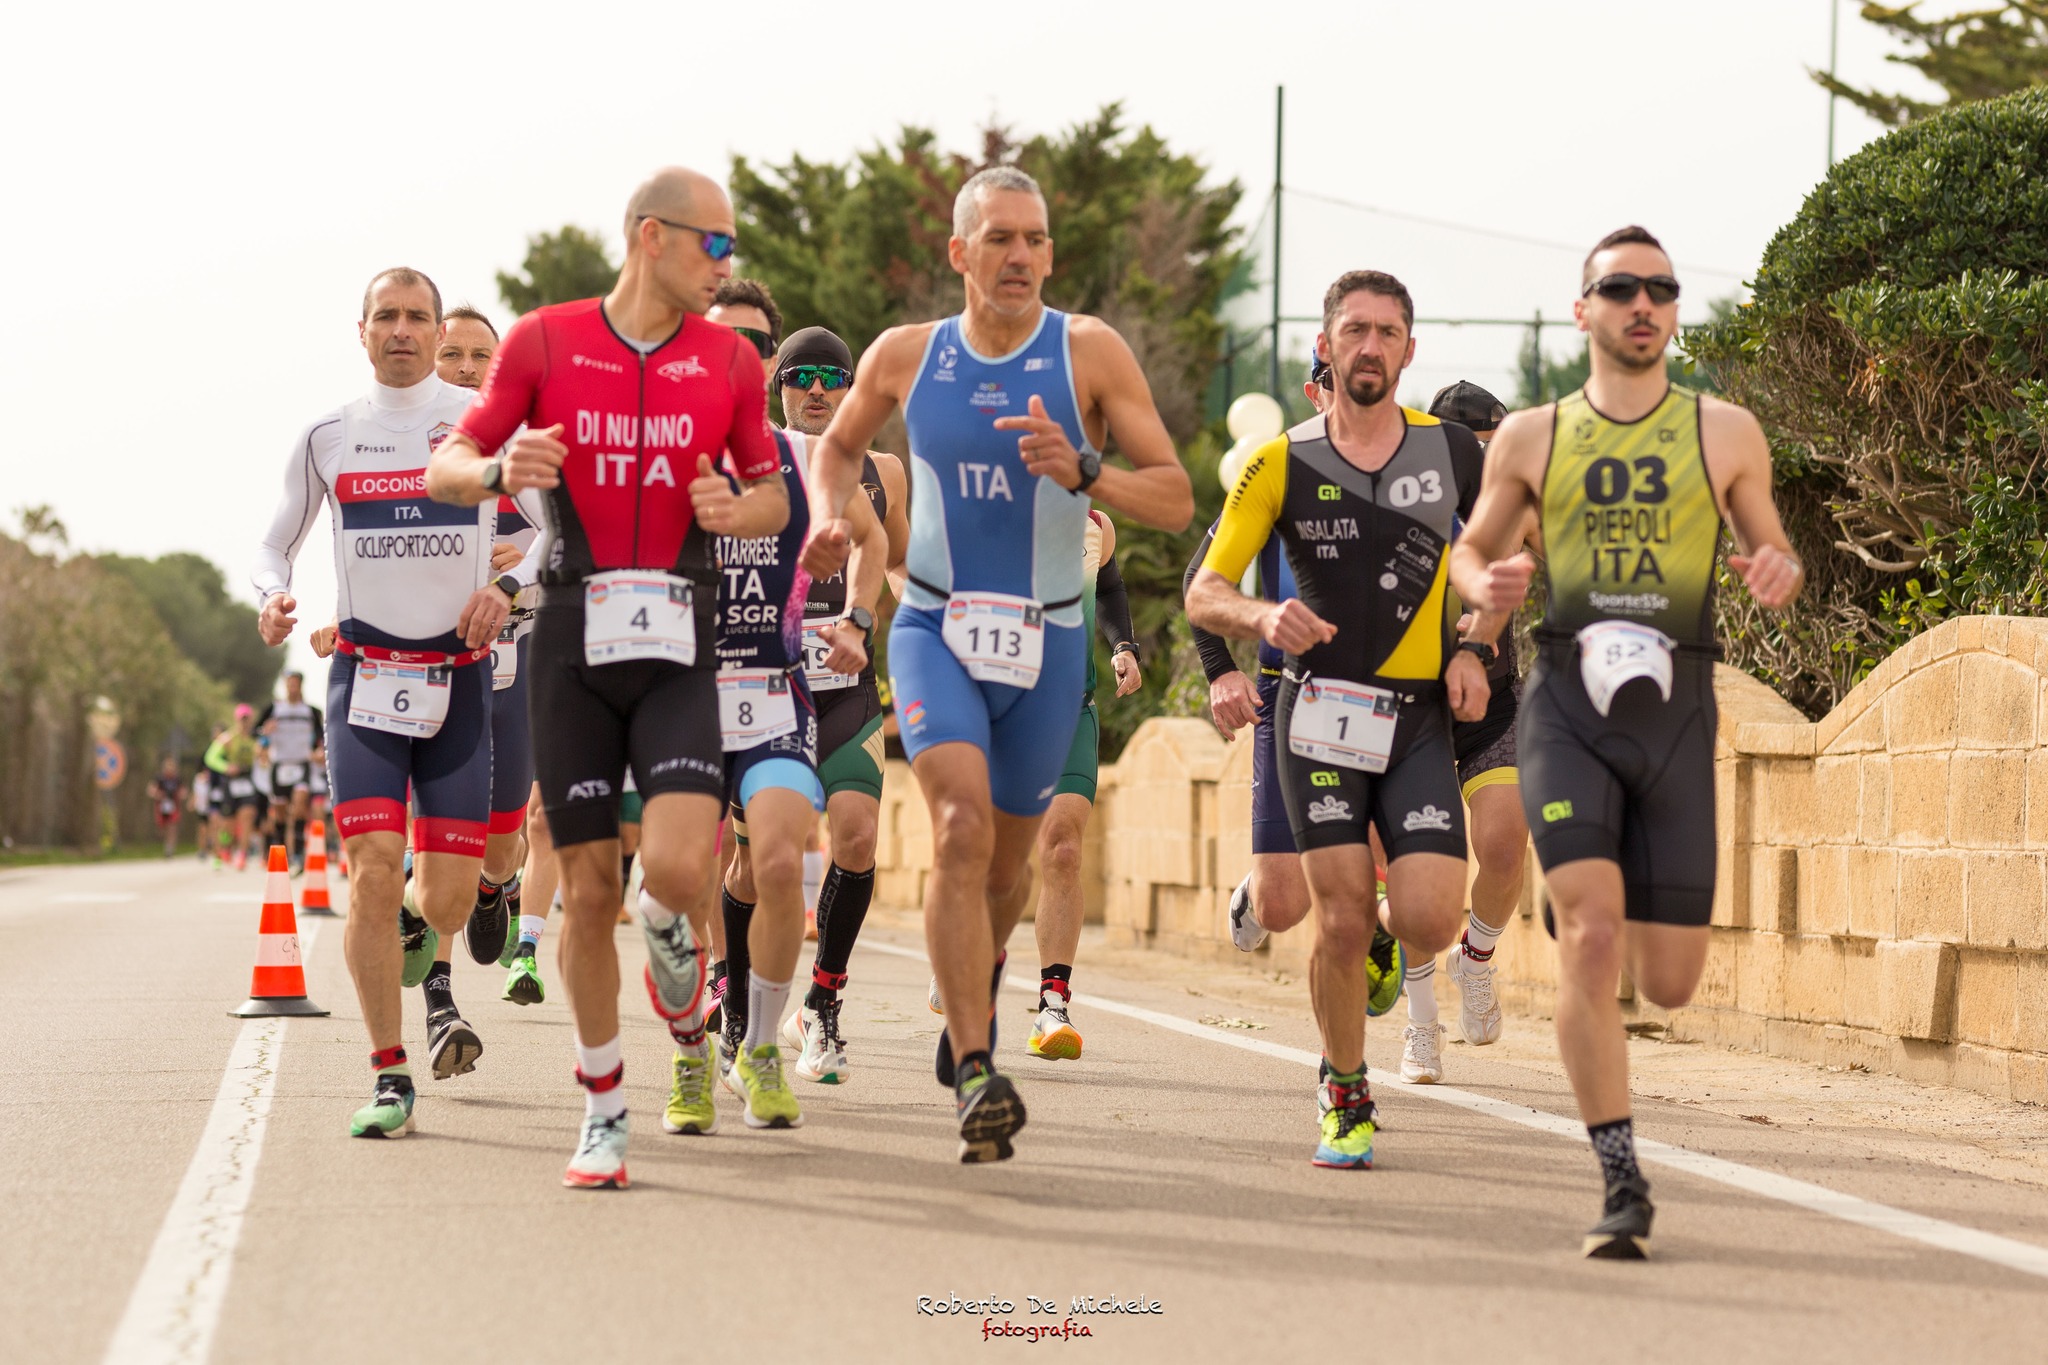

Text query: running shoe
(661, 1046), (719, 1135)
(427, 1006), (482, 1079)
(496, 877), (524, 968)
(399, 890), (438, 990)
(1446, 940), (1503, 1045)
(705, 968), (728, 1036)
(1227, 873), (1267, 952)
(717, 1019), (744, 1095)
(1365, 926), (1405, 1018)
(639, 912), (704, 1021)
(928, 976), (944, 1015)
(563, 1112), (629, 1190)
(1026, 999), (1082, 1061)
(731, 1043), (803, 1129)
(1400, 1021), (1445, 1084)
(1316, 1057), (1333, 1117)
(349, 1069), (416, 1139)
(956, 1069), (1026, 1164)
(934, 954), (1006, 1087)
(1311, 1078), (1376, 1169)
(786, 998), (850, 1084)
(1583, 1175), (1655, 1259)
(502, 949), (544, 1006)
(466, 880), (511, 965)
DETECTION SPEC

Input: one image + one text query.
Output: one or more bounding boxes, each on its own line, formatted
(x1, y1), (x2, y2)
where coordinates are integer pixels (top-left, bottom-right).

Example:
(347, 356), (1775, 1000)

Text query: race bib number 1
(717, 667), (798, 751)
(941, 591), (1044, 687)
(1577, 621), (1676, 716)
(348, 658), (452, 739)
(802, 621), (858, 693)
(1286, 676), (1398, 773)
(583, 570), (695, 666)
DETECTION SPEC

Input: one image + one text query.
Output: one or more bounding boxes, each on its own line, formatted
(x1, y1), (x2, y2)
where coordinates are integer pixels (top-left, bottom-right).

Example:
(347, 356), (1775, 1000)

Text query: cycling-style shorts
(816, 679), (887, 802)
(1453, 675), (1521, 802)
(1519, 645), (1719, 927)
(1250, 669), (1296, 856)
(1273, 674), (1467, 860)
(726, 670), (824, 817)
(886, 606), (1087, 818)
(489, 634), (533, 834)
(326, 650), (492, 856)
(271, 762), (312, 793)
(1054, 701), (1100, 804)
(528, 598), (724, 848)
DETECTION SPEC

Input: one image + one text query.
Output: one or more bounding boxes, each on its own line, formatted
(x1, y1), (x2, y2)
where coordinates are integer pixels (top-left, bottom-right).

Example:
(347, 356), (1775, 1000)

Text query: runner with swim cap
(255, 266), (510, 1138)
(428, 167), (789, 1190)
(800, 165), (1192, 1162)
(1450, 225), (1802, 1257)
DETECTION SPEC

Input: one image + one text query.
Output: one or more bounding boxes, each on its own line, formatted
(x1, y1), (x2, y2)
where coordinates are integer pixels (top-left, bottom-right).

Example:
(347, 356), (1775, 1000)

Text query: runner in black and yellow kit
(1452, 226), (1802, 1258)
(1188, 270), (1493, 1170)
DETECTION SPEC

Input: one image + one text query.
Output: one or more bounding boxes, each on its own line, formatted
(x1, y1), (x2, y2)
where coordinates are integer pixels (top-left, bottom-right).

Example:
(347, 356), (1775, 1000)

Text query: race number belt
(938, 590), (1046, 688)
(337, 638), (487, 740)
(1286, 673), (1400, 773)
(491, 607), (533, 692)
(801, 619), (859, 693)
(583, 570), (696, 667)
(1575, 621), (1676, 717)
(717, 666), (799, 751)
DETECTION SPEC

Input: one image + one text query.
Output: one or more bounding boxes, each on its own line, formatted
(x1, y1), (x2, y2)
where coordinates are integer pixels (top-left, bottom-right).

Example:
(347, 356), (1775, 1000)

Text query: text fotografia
(917, 1295), (1164, 1317)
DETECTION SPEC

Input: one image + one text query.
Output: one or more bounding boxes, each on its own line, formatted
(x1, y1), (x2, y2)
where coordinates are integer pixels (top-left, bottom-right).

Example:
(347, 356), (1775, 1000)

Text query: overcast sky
(5, 0), (1935, 694)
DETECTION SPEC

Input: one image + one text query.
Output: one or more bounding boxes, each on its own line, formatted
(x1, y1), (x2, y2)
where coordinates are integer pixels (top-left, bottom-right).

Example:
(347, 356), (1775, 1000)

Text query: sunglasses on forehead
(779, 364), (853, 392)
(732, 326), (777, 360)
(1583, 272), (1681, 306)
(638, 215), (737, 262)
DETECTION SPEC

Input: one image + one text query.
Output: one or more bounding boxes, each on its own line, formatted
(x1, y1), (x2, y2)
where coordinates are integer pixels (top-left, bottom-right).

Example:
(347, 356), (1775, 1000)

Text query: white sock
(802, 850), (824, 911)
(1464, 910), (1504, 959)
(746, 971), (792, 1051)
(1405, 956), (1439, 1024)
(575, 1036), (626, 1119)
(638, 886), (677, 929)
(518, 914), (546, 946)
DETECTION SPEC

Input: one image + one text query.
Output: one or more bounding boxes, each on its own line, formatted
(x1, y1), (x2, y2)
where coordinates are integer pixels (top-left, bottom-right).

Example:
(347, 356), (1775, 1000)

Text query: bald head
(623, 167), (730, 254)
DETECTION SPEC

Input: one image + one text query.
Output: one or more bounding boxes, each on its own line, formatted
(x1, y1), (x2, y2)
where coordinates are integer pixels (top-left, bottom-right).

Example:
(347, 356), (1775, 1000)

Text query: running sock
(1463, 910), (1504, 962)
(721, 888), (756, 1032)
(1405, 956), (1439, 1023)
(802, 849), (824, 912)
(638, 885), (678, 929)
(745, 971), (792, 1052)
(424, 961), (455, 1016)
(504, 873), (522, 917)
(518, 914), (546, 949)
(1040, 962), (1072, 1010)
(1325, 1066), (1371, 1109)
(1588, 1116), (1642, 1188)
(575, 1037), (627, 1120)
(476, 874), (507, 911)
(812, 864), (875, 983)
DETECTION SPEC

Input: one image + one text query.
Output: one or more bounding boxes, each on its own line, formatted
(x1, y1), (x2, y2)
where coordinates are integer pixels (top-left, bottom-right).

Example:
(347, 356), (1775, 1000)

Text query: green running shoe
(955, 1068), (1026, 1164)
(1365, 925), (1405, 1018)
(662, 1046), (719, 1135)
(731, 1043), (802, 1129)
(399, 885), (438, 990)
(502, 949), (544, 1006)
(350, 1068), (416, 1139)
(1311, 1078), (1375, 1169)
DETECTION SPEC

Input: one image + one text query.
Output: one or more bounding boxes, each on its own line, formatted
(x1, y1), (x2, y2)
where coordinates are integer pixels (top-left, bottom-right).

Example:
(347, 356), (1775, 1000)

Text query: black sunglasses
(732, 326), (777, 360)
(638, 215), (737, 262)
(1584, 272), (1681, 306)
(779, 364), (853, 392)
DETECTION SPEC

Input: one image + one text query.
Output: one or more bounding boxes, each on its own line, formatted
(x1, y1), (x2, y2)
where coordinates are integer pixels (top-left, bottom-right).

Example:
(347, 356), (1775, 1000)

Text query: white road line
(101, 921), (321, 1365)
(860, 938), (2048, 1281)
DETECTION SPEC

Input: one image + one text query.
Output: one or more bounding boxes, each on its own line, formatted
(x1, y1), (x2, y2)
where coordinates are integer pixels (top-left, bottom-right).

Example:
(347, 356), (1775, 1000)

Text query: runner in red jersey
(428, 165), (788, 1190)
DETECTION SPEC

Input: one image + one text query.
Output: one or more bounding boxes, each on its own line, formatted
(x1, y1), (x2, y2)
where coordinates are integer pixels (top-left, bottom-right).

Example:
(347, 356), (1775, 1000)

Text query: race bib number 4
(802, 621), (858, 693)
(1577, 621), (1675, 717)
(584, 571), (695, 666)
(348, 658), (453, 739)
(941, 592), (1044, 687)
(1286, 676), (1399, 773)
(718, 667), (798, 751)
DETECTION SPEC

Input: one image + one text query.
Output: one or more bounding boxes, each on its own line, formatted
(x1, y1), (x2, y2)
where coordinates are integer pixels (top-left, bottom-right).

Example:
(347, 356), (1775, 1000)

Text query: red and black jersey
(456, 298), (779, 587)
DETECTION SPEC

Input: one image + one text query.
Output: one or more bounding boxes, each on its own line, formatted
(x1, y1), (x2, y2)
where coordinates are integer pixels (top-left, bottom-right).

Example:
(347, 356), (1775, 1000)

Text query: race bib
(802, 621), (858, 693)
(348, 657), (453, 739)
(940, 591), (1043, 687)
(227, 777), (256, 799)
(274, 763), (308, 790)
(1286, 676), (1399, 773)
(491, 613), (523, 691)
(1577, 621), (1675, 717)
(583, 570), (695, 666)
(717, 667), (798, 752)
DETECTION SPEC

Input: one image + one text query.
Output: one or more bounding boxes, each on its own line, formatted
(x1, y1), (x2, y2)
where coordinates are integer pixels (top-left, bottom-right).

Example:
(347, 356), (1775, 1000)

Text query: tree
(497, 225), (619, 315)
(1814, 2), (2048, 126)
(96, 552), (284, 704)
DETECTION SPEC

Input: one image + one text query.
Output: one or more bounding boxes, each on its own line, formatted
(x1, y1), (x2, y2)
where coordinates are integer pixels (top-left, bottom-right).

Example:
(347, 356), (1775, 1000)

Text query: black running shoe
(465, 881), (511, 965)
(1582, 1175), (1655, 1259)
(427, 1006), (483, 1080)
(956, 1070), (1026, 1164)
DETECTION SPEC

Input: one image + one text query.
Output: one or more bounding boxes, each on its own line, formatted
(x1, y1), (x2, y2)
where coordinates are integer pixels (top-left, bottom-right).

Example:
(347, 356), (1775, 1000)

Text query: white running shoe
(928, 976), (945, 1015)
(791, 998), (850, 1083)
(563, 1112), (630, 1190)
(1400, 1022), (1446, 1084)
(1446, 942), (1503, 1046)
(1227, 873), (1267, 952)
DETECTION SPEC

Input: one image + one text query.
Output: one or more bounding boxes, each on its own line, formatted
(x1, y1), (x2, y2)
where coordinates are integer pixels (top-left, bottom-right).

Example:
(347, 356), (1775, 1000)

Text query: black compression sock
(1588, 1117), (1642, 1187)
(813, 864), (875, 980)
(721, 888), (756, 1034)
(424, 962), (455, 1016)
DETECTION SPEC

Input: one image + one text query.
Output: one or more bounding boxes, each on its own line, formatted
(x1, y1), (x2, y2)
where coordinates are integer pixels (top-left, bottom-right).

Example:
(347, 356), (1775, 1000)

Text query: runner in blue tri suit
(799, 166), (1192, 1163)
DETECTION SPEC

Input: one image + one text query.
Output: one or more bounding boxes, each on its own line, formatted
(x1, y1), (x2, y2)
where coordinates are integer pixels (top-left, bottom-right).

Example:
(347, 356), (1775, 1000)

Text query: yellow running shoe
(731, 1043), (803, 1129)
(661, 1046), (718, 1135)
(1026, 998), (1082, 1061)
(1311, 1075), (1376, 1169)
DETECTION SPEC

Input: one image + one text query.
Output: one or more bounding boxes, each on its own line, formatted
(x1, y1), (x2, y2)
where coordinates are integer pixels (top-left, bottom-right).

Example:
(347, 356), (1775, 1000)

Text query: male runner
(1451, 226), (1801, 1257)
(801, 165), (1192, 1162)
(255, 265), (508, 1138)
(205, 707), (263, 870)
(428, 167), (788, 1189)
(1187, 270), (1486, 1170)
(148, 756), (186, 857)
(258, 671), (324, 872)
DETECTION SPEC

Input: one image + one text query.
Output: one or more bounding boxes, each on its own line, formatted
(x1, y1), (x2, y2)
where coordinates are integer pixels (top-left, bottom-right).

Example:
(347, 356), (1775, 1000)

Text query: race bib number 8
(802, 622), (859, 692)
(1576, 620), (1675, 717)
(941, 592), (1044, 687)
(718, 667), (798, 752)
(349, 658), (453, 739)
(1286, 676), (1398, 773)
(584, 571), (695, 666)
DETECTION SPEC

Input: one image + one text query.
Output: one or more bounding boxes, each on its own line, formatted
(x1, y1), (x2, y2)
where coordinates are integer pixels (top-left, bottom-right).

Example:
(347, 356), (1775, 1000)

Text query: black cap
(776, 326), (854, 383)
(1429, 380), (1508, 433)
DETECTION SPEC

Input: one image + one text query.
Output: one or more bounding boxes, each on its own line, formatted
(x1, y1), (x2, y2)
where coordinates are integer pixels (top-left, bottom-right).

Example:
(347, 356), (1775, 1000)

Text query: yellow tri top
(1540, 386), (1719, 646)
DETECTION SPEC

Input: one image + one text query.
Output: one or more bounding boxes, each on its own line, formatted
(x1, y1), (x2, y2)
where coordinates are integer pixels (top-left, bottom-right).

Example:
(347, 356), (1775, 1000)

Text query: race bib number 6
(1286, 676), (1399, 773)
(1576, 620), (1676, 717)
(584, 570), (695, 666)
(348, 658), (453, 739)
(941, 591), (1044, 687)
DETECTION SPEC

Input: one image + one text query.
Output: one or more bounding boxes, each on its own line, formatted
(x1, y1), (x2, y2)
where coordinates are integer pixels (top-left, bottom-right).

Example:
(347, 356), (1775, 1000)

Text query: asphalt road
(6, 857), (2047, 1365)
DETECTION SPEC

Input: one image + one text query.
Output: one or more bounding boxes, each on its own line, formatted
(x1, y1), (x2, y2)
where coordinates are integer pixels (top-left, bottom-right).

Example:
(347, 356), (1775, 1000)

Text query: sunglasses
(779, 364), (853, 392)
(733, 326), (777, 360)
(639, 215), (737, 262)
(1583, 272), (1681, 306)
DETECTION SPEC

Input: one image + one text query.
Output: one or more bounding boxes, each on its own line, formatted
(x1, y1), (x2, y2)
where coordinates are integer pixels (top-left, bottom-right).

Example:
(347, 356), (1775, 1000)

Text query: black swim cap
(1429, 380), (1508, 433)
(776, 326), (854, 382)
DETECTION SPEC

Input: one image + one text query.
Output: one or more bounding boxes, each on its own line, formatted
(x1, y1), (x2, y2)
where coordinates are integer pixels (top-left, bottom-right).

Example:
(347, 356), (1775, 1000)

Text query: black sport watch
(1456, 639), (1498, 667)
(480, 456), (506, 494)
(490, 574), (522, 602)
(1073, 450), (1102, 494)
(847, 605), (876, 634)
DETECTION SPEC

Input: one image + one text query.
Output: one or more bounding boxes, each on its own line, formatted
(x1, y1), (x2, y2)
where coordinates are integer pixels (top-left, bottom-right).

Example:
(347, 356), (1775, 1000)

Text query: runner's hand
(309, 624), (338, 659)
(1445, 649), (1491, 723)
(1208, 670), (1261, 737)
(1472, 551), (1537, 613)
(817, 619), (868, 675)
(491, 540), (523, 573)
(1730, 544), (1803, 609)
(502, 424), (567, 493)
(995, 394), (1082, 490)
(801, 520), (852, 579)
(457, 586), (511, 650)
(1261, 599), (1337, 655)
(689, 455), (743, 534)
(259, 592), (297, 646)
(1112, 649), (1142, 697)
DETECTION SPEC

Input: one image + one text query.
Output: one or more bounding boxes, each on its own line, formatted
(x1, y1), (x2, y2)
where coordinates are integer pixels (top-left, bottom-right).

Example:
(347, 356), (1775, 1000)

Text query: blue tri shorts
(327, 644), (492, 856)
(726, 668), (825, 817)
(1251, 669), (1297, 856)
(488, 632), (533, 834)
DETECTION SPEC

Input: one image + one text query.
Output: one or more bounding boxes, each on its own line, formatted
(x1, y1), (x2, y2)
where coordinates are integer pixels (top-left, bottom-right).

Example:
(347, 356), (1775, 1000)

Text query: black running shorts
(1273, 674), (1467, 860)
(1453, 676), (1520, 801)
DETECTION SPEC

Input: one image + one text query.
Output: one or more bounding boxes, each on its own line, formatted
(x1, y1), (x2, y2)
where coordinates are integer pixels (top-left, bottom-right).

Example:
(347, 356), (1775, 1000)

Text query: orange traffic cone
(231, 845), (330, 1017)
(300, 821), (336, 916)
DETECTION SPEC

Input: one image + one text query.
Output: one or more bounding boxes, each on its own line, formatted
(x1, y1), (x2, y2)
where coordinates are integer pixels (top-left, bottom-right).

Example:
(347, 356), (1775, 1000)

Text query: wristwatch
(490, 573), (522, 601)
(847, 605), (876, 634)
(1113, 641), (1139, 660)
(1073, 450), (1102, 494)
(1456, 639), (1498, 667)
(480, 457), (506, 494)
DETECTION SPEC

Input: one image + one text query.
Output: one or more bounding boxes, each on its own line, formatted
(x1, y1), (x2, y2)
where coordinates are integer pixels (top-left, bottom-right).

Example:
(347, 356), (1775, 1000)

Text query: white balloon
(1218, 436), (1256, 492)
(1226, 392), (1287, 443)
